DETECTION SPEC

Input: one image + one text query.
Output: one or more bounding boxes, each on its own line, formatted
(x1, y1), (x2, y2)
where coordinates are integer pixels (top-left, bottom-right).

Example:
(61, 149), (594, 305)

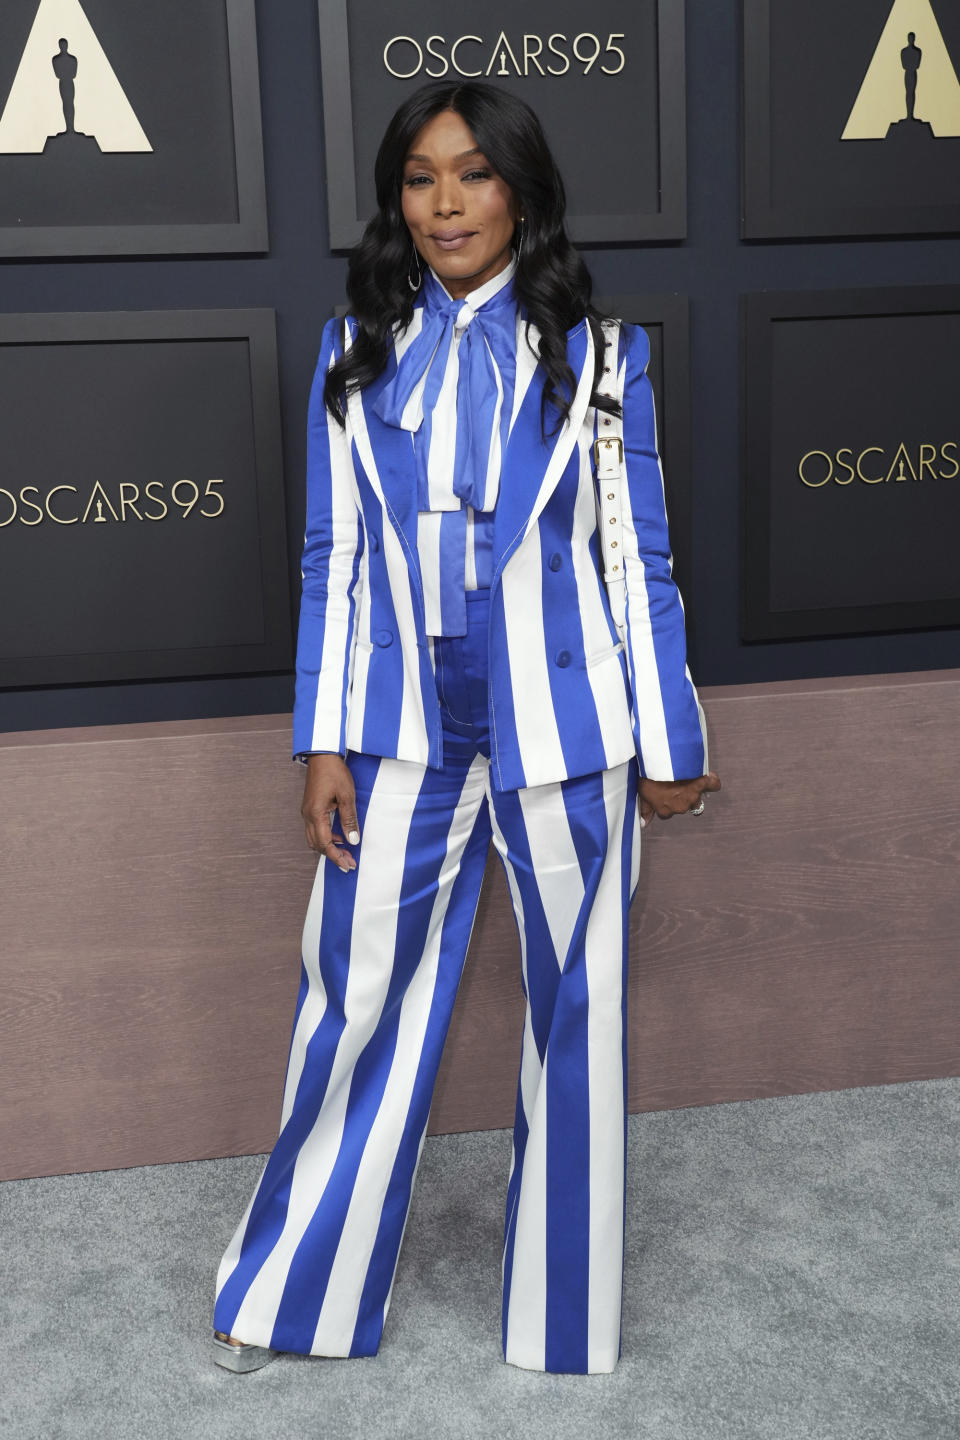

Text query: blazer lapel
(491, 319), (595, 581)
(346, 317), (423, 570)
(347, 310), (596, 597)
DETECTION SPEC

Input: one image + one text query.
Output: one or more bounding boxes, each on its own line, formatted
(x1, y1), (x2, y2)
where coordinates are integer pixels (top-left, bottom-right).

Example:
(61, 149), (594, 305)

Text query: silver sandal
(213, 1330), (278, 1373)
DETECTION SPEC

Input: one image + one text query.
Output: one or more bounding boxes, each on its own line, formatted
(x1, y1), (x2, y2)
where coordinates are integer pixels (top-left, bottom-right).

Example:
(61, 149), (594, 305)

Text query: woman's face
(401, 109), (519, 300)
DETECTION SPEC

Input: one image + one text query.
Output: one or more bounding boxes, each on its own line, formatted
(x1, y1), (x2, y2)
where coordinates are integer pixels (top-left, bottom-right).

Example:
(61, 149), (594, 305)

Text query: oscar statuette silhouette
(43, 38), (102, 154)
(886, 31), (936, 140)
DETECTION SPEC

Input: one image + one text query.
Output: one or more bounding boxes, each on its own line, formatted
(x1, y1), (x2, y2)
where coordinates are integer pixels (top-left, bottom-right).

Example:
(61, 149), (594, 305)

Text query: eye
(403, 174), (432, 187)
(463, 168), (491, 181)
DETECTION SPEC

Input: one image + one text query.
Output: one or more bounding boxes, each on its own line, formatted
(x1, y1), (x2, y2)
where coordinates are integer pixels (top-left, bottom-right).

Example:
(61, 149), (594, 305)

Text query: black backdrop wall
(1, 0), (958, 736)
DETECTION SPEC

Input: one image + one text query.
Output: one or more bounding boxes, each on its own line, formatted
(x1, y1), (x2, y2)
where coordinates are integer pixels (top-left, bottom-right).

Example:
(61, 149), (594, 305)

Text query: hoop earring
(515, 219), (525, 262)
(407, 246), (422, 292)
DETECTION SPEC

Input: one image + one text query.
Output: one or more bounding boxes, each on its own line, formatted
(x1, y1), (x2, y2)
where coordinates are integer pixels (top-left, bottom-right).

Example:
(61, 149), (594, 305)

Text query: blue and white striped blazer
(292, 307), (707, 792)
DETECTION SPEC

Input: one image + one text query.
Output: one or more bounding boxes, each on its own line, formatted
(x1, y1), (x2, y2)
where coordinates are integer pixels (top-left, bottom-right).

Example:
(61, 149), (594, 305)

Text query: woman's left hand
(639, 771), (721, 825)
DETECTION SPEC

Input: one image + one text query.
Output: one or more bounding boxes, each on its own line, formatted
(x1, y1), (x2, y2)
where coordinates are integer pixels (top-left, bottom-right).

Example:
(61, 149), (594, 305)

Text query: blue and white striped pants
(214, 589), (642, 1374)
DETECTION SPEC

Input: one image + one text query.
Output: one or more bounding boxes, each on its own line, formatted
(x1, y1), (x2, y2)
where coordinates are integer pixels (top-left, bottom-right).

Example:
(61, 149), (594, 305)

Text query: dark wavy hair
(323, 80), (620, 436)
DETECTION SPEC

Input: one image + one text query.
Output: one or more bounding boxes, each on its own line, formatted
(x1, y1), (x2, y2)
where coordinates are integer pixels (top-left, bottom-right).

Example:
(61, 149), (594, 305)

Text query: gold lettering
(573, 33), (601, 74)
(798, 450), (833, 488)
(799, 443), (960, 488)
(856, 446), (885, 483)
(547, 33), (570, 75)
(143, 481), (168, 520)
(424, 35), (448, 78)
(918, 444), (938, 480)
(81, 481), (120, 523)
(835, 447), (855, 485)
(45, 484), (78, 524)
(885, 442), (918, 484)
(171, 479), (200, 517)
(383, 36), (422, 79)
(940, 442), (959, 479)
(200, 479), (225, 518)
(380, 32), (627, 82)
(523, 34), (545, 76)
(0, 477), (234, 526)
(450, 35), (482, 77)
(485, 31), (522, 77)
(601, 33), (626, 75)
(19, 486), (44, 526)
(119, 483), (144, 521)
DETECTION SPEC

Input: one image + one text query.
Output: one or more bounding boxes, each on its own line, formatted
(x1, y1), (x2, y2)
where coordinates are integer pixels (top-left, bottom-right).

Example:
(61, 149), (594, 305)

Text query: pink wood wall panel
(1, 669), (958, 1180)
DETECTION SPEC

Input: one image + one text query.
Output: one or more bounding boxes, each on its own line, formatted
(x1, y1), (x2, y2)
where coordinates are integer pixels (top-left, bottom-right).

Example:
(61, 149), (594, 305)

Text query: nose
(433, 176), (463, 217)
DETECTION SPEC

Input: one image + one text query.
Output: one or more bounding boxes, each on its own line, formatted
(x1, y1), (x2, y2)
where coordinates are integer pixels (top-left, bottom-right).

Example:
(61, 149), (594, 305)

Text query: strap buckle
(593, 436), (623, 469)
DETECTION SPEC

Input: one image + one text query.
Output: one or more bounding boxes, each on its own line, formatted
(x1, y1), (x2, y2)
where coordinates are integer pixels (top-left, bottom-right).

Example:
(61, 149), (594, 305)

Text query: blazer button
(369, 533), (380, 553)
(374, 629), (393, 648)
(548, 552), (562, 572)
(555, 650), (571, 668)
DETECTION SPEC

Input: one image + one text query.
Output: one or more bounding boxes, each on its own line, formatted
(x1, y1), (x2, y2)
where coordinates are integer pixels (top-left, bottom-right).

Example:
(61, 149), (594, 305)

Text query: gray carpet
(1, 1077), (957, 1440)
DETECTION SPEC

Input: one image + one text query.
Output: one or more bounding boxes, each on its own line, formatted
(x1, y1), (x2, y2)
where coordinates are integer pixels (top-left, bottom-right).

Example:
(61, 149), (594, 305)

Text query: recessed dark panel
(0, 0), (267, 255)
(742, 287), (960, 640)
(318, 0), (687, 246)
(0, 309), (291, 685)
(742, 0), (960, 238)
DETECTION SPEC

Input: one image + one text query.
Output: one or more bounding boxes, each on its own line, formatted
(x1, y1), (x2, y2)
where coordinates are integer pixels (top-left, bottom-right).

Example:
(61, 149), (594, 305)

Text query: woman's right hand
(301, 754), (360, 872)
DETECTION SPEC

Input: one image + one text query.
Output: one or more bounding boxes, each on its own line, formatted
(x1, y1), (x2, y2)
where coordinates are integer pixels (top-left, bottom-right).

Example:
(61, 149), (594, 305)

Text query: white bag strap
(594, 319), (626, 636)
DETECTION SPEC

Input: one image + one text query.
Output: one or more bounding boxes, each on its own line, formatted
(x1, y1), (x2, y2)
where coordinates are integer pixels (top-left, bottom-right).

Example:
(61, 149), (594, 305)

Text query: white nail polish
(347, 830), (360, 845)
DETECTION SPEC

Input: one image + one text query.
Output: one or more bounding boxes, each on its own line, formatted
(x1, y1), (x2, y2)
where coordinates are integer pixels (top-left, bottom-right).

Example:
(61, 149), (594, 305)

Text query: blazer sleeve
(617, 321), (708, 782)
(291, 317), (364, 761)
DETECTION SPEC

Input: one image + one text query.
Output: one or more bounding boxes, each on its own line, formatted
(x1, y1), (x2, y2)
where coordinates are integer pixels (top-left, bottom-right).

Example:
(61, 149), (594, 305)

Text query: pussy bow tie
(372, 278), (517, 513)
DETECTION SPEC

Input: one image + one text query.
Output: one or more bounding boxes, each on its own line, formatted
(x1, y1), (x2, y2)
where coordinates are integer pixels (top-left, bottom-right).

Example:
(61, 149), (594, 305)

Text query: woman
(213, 79), (720, 1378)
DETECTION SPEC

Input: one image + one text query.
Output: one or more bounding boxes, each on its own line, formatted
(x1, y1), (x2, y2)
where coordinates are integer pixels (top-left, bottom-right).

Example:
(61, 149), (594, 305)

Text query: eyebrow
(404, 147), (485, 165)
